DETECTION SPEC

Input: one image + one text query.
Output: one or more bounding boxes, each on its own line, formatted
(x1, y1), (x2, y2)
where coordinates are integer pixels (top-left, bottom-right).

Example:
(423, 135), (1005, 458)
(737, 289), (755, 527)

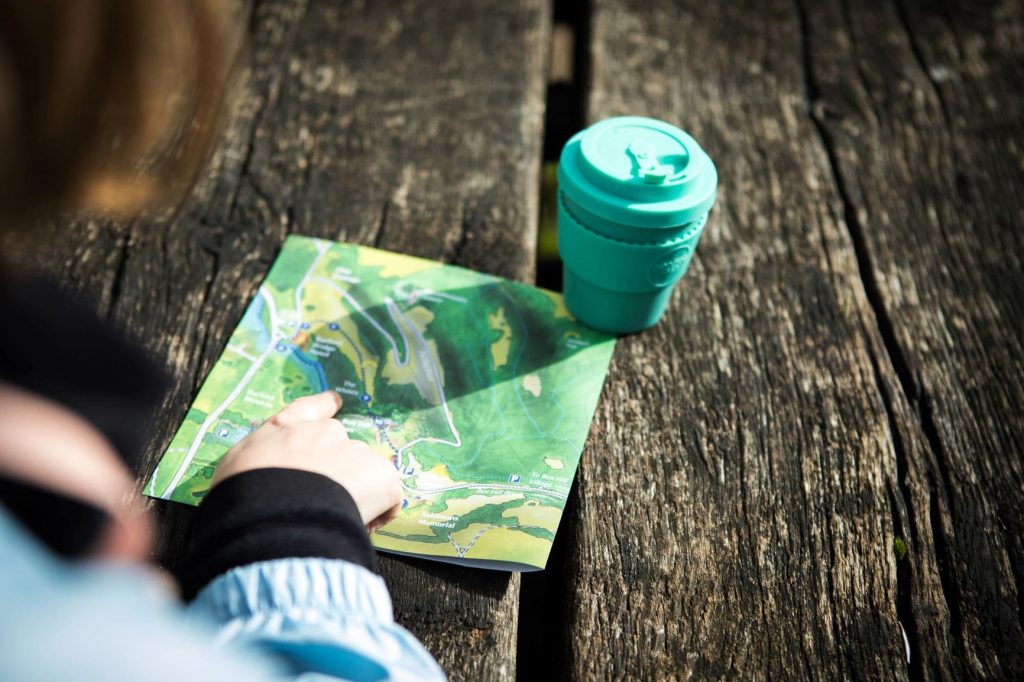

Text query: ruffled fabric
(190, 558), (446, 681)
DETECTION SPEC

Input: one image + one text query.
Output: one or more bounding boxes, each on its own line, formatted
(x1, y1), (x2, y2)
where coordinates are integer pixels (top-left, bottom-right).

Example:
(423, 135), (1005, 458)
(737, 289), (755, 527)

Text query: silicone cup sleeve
(558, 192), (707, 294)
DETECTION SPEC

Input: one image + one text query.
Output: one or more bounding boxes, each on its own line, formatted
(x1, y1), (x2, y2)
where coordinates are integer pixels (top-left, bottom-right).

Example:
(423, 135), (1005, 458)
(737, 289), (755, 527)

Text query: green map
(147, 235), (614, 569)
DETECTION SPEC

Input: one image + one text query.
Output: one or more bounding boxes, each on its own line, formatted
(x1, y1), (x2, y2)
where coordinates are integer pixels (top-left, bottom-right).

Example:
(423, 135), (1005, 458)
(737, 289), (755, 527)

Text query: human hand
(211, 391), (403, 531)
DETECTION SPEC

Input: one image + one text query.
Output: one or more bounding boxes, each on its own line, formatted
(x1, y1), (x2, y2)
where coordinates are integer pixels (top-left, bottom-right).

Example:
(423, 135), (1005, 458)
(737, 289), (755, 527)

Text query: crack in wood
(794, 0), (939, 675)
(449, 200), (473, 265)
(372, 200), (390, 249)
(105, 226), (133, 320)
(866, 329), (928, 679)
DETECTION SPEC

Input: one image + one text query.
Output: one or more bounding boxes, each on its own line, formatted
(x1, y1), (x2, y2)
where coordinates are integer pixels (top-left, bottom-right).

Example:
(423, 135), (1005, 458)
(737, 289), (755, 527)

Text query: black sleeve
(176, 467), (376, 601)
(0, 475), (110, 559)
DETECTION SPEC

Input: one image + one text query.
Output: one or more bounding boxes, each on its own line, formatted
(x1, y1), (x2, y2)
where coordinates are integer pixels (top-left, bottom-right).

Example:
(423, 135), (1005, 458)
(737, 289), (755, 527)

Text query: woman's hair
(0, 0), (242, 227)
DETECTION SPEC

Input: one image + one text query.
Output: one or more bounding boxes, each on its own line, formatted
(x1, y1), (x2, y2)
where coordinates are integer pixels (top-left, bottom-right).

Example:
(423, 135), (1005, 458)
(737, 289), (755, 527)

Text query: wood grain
(801, 0), (1024, 678)
(36, 1), (550, 679)
(562, 0), (1002, 678)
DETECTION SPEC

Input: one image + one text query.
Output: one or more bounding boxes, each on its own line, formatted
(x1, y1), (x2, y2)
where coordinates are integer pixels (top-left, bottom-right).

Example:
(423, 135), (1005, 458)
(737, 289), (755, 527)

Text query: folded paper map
(146, 235), (614, 570)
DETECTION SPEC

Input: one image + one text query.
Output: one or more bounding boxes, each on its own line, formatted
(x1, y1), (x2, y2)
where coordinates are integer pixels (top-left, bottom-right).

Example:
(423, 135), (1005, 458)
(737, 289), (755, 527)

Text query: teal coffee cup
(557, 116), (718, 333)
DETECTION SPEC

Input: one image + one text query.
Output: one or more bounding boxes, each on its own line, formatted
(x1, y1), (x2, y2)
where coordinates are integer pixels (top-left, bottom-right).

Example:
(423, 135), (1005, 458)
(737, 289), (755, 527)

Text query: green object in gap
(557, 116), (718, 333)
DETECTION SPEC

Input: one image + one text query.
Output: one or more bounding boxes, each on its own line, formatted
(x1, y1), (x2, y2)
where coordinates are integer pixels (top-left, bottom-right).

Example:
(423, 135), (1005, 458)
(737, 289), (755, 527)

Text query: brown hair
(0, 0), (242, 227)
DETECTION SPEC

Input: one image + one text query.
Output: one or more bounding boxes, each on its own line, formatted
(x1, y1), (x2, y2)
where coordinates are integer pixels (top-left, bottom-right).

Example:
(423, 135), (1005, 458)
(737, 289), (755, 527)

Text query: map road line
(159, 339), (279, 499)
(400, 480), (568, 499)
(312, 276), (408, 366)
(260, 287), (281, 336)
(294, 244), (329, 325)
(387, 299), (461, 446)
(227, 344), (257, 362)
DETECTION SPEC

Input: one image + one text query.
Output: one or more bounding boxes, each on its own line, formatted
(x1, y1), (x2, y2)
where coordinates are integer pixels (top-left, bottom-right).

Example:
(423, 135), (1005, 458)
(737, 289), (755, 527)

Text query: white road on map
(385, 298), (462, 461)
(157, 244), (328, 499)
(311, 276), (409, 367)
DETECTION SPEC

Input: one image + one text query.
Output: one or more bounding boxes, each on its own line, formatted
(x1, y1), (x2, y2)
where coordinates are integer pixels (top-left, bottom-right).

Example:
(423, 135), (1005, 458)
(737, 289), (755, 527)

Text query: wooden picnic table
(39, 0), (1023, 679)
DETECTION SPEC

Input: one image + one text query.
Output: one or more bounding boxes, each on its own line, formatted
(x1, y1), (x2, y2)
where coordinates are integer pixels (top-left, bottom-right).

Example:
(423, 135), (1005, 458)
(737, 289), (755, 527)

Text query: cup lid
(558, 116), (718, 228)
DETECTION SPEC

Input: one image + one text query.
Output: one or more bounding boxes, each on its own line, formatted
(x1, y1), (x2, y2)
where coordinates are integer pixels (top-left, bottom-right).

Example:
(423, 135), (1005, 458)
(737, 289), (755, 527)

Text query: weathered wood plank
(565, 0), (920, 678)
(801, 0), (1024, 677)
(36, 1), (550, 679)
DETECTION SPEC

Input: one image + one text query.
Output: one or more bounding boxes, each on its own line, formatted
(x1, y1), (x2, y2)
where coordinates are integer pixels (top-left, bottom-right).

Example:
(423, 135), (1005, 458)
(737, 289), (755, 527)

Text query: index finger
(267, 391), (343, 427)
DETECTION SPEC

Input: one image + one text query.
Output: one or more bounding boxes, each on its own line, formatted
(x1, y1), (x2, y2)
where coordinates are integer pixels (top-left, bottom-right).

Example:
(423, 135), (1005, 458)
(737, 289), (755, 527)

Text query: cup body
(557, 117), (717, 333)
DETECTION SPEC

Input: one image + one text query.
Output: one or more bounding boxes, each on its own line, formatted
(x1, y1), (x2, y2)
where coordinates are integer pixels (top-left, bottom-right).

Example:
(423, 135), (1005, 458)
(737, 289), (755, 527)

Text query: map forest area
(147, 235), (615, 569)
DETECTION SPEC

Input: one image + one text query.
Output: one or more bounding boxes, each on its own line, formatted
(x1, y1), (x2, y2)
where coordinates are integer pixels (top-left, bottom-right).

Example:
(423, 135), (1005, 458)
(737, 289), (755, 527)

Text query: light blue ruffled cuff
(188, 558), (446, 682)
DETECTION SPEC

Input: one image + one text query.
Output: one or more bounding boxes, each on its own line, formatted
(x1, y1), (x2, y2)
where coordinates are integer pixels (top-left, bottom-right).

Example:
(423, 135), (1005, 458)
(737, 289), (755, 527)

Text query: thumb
(268, 391), (342, 426)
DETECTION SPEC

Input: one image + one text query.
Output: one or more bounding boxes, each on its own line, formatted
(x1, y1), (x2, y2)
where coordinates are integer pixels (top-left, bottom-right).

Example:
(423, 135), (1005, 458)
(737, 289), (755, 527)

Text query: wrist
(176, 467), (377, 600)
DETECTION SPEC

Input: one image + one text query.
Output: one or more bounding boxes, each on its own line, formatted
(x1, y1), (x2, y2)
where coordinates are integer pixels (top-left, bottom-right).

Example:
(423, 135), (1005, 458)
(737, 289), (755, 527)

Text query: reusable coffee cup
(557, 116), (717, 333)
